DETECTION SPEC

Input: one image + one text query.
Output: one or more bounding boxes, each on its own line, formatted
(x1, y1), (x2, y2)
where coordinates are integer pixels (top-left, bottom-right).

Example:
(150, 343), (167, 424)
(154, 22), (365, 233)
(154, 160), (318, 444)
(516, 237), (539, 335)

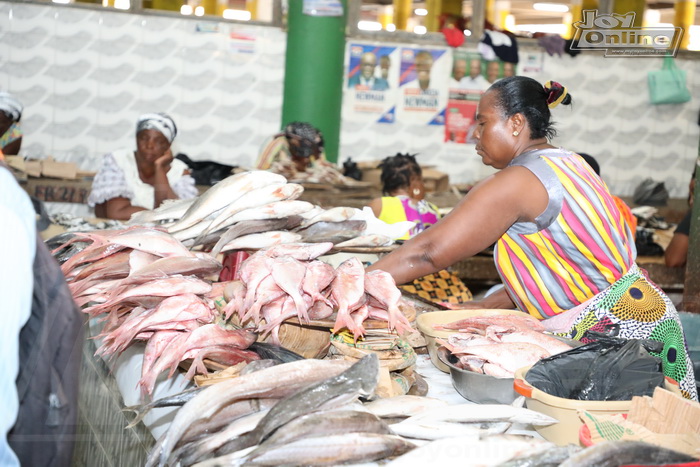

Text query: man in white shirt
(461, 58), (490, 92)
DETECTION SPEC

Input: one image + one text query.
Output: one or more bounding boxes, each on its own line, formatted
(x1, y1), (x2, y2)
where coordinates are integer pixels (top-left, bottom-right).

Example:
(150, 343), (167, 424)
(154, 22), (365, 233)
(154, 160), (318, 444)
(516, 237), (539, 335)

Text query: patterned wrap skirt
(561, 264), (698, 401)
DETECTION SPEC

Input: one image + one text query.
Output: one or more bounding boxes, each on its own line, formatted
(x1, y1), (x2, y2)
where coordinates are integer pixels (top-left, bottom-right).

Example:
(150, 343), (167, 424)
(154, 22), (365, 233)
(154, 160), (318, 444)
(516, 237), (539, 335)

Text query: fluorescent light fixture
(358, 20), (382, 31)
(180, 4), (193, 15)
(52, 0), (71, 4)
(505, 14), (515, 31)
(223, 9), (251, 20)
(463, 29), (472, 36)
(414, 25), (427, 34)
(414, 8), (428, 16)
(515, 23), (568, 34)
(194, 5), (204, 16)
(386, 23), (396, 32)
(114, 0), (129, 9)
(533, 2), (569, 12)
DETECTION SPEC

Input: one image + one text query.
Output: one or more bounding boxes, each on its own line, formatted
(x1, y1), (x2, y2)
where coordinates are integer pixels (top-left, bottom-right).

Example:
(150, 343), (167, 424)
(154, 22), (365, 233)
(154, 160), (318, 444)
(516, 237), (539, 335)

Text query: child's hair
(379, 153), (421, 195)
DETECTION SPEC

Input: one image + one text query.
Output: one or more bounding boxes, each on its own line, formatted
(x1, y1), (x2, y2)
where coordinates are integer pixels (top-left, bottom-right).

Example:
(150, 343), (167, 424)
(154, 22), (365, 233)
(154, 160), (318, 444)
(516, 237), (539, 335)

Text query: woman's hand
(154, 149), (174, 173)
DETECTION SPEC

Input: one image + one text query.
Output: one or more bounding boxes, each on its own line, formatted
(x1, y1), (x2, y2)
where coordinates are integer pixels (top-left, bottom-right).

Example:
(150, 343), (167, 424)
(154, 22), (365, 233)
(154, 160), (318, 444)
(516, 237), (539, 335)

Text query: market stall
(55, 171), (699, 466)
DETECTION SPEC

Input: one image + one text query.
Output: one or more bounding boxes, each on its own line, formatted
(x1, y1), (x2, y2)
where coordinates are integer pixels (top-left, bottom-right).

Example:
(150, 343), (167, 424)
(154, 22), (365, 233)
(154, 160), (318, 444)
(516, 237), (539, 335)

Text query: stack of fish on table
(134, 351), (692, 466)
(138, 353), (564, 467)
(51, 225), (262, 397)
(436, 314), (573, 378)
(49, 171), (414, 398)
(128, 170), (394, 252)
(221, 242), (414, 345)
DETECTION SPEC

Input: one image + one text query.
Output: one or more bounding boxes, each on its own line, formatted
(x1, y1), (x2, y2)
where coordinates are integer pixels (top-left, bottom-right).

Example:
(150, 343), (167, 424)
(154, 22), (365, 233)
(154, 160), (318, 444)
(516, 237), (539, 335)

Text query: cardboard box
(23, 177), (93, 204)
(42, 158), (77, 180)
(358, 161), (450, 193)
(422, 168), (450, 193)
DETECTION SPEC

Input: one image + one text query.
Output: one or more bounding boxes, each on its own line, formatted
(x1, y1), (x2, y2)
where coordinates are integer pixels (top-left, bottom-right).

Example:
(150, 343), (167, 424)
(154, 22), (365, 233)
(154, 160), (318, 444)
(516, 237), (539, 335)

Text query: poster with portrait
(344, 43), (399, 123)
(445, 51), (487, 144)
(396, 47), (450, 126)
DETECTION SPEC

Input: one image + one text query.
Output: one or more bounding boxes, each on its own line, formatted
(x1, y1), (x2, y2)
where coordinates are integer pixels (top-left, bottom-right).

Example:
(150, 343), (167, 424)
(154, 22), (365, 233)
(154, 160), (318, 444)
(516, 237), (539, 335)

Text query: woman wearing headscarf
(255, 121), (326, 174)
(88, 113), (198, 220)
(0, 92), (24, 156)
(368, 76), (697, 400)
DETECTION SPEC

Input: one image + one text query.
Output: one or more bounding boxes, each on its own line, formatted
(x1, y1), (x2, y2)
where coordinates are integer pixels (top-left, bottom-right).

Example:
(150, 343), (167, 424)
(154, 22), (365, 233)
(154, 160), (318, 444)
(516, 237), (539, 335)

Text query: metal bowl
(437, 346), (518, 405)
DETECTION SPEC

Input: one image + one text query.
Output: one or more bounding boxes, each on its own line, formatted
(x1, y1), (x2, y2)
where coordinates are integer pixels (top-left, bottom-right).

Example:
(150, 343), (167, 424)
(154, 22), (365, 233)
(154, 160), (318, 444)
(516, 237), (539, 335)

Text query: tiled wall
(340, 45), (700, 198)
(0, 2), (286, 171)
(1, 1), (698, 198)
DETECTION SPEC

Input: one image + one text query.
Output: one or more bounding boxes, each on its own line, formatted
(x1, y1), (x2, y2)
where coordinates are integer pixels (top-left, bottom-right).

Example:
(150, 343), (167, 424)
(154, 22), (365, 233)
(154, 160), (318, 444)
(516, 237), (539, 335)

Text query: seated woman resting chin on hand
(88, 113), (198, 221)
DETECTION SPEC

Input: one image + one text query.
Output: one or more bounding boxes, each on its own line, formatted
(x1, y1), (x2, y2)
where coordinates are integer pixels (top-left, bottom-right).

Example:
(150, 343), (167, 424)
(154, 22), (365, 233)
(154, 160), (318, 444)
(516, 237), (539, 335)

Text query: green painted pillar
(282, 0), (347, 164)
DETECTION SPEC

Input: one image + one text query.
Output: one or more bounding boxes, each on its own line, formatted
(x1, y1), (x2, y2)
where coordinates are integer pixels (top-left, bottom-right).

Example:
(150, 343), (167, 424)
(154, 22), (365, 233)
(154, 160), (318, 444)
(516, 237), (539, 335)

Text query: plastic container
(415, 309), (525, 372)
(437, 346), (518, 404)
(514, 365), (681, 446)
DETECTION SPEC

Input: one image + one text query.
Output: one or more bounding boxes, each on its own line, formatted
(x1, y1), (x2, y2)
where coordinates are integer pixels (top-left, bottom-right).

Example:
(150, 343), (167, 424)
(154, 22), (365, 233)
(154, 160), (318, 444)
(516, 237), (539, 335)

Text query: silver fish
(149, 358), (355, 466)
(122, 386), (204, 429)
(300, 206), (358, 228)
(218, 231), (302, 253)
(210, 218), (302, 258)
(388, 434), (555, 466)
(335, 234), (394, 248)
(409, 403), (558, 427)
(258, 409), (391, 449)
(203, 183), (304, 238)
(169, 171), (287, 233)
(363, 395), (449, 418)
(128, 197), (196, 225)
(175, 405), (273, 465)
(558, 441), (698, 467)
(243, 433), (415, 466)
(213, 353), (380, 459)
(297, 219), (368, 244)
(389, 419), (511, 440)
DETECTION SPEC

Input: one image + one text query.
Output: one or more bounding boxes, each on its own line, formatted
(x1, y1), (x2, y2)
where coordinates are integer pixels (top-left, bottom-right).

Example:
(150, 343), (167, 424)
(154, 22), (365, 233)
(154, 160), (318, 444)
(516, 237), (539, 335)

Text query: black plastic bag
(633, 178), (669, 206)
(525, 336), (665, 401)
(176, 153), (237, 186)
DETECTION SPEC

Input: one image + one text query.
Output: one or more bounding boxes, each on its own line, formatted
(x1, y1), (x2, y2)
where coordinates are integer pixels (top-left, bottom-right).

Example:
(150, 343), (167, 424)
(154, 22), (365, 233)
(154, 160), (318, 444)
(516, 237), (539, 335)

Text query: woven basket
(230, 315), (331, 359)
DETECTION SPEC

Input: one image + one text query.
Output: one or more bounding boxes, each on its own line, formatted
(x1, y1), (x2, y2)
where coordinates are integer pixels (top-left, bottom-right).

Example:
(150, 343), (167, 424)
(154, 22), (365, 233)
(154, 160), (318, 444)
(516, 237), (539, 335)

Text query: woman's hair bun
(543, 80), (572, 108)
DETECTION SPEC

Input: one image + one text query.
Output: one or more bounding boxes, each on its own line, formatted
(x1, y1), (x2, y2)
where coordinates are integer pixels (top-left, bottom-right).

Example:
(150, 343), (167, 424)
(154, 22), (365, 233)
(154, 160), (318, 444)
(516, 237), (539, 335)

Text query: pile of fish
(127, 170), (392, 251)
(222, 242), (414, 342)
(436, 314), (573, 378)
(138, 354), (567, 466)
(51, 226), (261, 397)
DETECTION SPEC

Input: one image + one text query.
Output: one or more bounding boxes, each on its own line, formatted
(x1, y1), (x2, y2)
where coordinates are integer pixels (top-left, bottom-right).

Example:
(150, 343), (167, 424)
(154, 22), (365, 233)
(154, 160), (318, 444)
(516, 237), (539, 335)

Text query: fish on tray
(434, 313), (546, 333)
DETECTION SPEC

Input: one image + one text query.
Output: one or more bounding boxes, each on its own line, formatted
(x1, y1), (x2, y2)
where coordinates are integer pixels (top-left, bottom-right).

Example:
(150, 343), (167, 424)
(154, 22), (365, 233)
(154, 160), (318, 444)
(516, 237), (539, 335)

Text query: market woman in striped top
(368, 76), (697, 400)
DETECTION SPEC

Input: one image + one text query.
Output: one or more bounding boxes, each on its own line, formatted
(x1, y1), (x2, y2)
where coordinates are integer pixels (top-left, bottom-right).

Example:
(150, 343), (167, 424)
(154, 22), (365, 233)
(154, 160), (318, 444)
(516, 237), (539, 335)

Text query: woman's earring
(513, 131), (519, 136)
(413, 188), (420, 196)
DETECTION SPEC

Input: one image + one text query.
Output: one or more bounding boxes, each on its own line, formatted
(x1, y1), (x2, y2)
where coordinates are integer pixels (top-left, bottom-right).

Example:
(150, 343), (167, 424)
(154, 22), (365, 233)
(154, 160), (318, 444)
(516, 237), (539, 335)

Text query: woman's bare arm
(95, 197), (145, 221)
(367, 166), (548, 285)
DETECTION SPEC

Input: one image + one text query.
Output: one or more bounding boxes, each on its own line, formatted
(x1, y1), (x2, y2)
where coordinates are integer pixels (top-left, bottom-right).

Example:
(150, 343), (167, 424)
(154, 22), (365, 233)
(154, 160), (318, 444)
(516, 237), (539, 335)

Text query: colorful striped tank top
(495, 148), (636, 319)
(378, 196), (440, 240)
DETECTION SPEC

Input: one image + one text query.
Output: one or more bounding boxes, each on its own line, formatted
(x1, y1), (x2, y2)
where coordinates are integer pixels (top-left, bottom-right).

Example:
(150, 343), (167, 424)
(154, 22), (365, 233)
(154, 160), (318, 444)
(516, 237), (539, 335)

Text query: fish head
(344, 353), (379, 398)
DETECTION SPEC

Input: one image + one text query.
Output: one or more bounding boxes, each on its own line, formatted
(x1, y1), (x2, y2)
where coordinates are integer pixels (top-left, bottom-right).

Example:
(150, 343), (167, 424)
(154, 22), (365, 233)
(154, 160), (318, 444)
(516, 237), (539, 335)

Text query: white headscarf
(0, 92), (23, 122)
(136, 112), (177, 143)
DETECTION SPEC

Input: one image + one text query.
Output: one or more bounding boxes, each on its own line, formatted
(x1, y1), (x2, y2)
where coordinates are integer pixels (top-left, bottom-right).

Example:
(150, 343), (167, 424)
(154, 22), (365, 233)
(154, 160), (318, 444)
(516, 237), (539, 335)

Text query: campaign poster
(446, 51), (487, 144)
(345, 43), (399, 123)
(396, 47), (449, 126)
